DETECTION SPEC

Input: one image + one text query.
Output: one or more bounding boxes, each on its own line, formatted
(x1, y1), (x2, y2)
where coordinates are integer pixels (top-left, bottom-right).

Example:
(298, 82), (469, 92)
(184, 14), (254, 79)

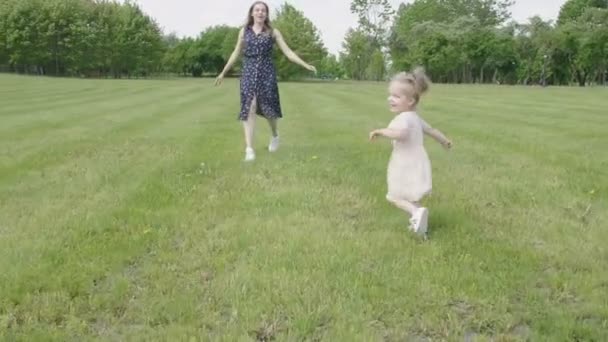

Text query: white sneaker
(268, 136), (279, 152)
(408, 217), (417, 232)
(244, 147), (255, 162)
(411, 207), (429, 236)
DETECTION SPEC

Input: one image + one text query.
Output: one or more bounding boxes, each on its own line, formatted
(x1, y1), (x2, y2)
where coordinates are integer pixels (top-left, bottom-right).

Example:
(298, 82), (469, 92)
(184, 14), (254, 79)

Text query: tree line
(1, 0), (606, 85)
(385, 0), (608, 86)
(0, 0), (164, 77)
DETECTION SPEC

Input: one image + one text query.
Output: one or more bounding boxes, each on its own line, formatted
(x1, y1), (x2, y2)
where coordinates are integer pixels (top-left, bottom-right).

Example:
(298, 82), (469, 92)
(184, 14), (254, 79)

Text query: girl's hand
(306, 64), (317, 73)
(369, 129), (382, 141)
(442, 139), (453, 149)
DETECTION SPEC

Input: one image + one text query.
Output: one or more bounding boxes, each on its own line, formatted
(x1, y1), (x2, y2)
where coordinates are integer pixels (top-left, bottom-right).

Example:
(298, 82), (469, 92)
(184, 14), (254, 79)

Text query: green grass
(0, 74), (607, 341)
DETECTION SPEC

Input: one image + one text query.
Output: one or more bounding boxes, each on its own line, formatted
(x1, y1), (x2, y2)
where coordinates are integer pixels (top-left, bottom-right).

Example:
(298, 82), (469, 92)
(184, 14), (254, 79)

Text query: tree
(220, 27), (239, 62)
(512, 17), (557, 85)
(390, 0), (513, 33)
(114, 1), (164, 77)
(0, 0), (16, 66)
(581, 8), (608, 84)
(555, 8), (608, 86)
(367, 49), (386, 80)
(163, 32), (180, 50)
(317, 54), (344, 79)
(389, 0), (513, 77)
(347, 0), (393, 80)
(486, 26), (519, 84)
(350, 0), (394, 46)
(446, 0), (514, 26)
(557, 0), (607, 25)
(179, 38), (201, 76)
(197, 25), (239, 74)
(40, 0), (86, 75)
(0, 0), (165, 77)
(389, 0), (521, 83)
(272, 3), (326, 80)
(340, 28), (373, 80)
(4, 0), (51, 74)
(69, 0), (102, 76)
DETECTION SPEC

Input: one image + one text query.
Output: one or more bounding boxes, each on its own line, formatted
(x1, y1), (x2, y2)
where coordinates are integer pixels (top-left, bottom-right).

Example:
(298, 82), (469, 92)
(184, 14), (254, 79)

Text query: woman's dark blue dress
(239, 26), (282, 121)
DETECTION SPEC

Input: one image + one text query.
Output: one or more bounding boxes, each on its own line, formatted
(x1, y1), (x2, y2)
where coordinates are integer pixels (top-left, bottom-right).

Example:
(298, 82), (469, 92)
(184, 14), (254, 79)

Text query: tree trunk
(462, 66), (466, 84)
(469, 65), (473, 84)
(55, 34), (60, 76)
(576, 70), (586, 87)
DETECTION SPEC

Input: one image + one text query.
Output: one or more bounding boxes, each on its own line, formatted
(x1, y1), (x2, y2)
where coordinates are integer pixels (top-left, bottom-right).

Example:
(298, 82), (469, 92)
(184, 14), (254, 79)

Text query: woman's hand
(305, 64), (317, 74)
(214, 73), (224, 86)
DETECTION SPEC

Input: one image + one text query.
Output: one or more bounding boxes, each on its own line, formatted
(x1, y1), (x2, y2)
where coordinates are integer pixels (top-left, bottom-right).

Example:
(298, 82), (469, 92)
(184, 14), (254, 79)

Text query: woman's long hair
(245, 1), (273, 32)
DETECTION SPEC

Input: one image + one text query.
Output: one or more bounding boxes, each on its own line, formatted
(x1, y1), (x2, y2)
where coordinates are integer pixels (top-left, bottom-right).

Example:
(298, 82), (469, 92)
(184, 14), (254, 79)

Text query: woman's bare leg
(243, 96), (257, 148)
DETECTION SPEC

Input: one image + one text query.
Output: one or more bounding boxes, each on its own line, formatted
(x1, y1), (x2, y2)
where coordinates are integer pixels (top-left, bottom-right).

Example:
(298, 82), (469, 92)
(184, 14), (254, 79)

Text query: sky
(128, 0), (567, 54)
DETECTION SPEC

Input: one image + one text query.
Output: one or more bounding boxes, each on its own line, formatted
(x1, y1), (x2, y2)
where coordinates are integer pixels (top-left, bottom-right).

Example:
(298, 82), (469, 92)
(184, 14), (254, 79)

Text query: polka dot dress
(239, 26), (282, 121)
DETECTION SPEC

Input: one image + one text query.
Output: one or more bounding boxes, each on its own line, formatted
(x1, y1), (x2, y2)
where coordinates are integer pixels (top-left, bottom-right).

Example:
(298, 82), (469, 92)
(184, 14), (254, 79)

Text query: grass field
(0, 74), (607, 341)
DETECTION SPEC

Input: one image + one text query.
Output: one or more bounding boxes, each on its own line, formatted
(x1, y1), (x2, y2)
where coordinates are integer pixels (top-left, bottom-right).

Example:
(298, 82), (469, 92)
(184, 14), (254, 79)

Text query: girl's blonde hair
(391, 67), (431, 104)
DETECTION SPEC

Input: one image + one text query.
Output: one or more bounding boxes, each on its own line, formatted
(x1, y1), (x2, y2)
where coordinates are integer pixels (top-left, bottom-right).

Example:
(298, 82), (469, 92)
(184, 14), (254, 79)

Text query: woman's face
(251, 3), (268, 25)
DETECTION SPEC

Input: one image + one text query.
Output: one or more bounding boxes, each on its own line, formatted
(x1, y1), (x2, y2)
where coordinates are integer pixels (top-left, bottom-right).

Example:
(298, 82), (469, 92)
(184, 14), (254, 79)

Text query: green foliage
(0, 0), (164, 77)
(554, 8), (608, 85)
(340, 28), (374, 80)
(350, 0), (394, 46)
(272, 3), (326, 80)
(1, 0), (605, 85)
(557, 0), (607, 25)
(366, 49), (386, 81)
(385, 0), (608, 86)
(317, 54), (345, 79)
(198, 25), (239, 75)
(162, 37), (196, 76)
(388, 0), (513, 81)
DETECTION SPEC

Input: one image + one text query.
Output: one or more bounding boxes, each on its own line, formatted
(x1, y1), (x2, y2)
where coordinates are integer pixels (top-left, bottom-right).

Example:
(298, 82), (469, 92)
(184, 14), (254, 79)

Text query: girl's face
(251, 3), (268, 24)
(387, 81), (415, 113)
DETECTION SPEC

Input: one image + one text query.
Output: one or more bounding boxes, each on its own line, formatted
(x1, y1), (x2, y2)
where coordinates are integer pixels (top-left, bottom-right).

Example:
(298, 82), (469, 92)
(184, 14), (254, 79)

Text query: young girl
(369, 67), (452, 237)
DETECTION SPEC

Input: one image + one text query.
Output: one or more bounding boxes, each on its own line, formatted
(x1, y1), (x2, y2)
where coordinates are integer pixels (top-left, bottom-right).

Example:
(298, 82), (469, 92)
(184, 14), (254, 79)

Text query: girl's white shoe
(410, 207), (429, 236)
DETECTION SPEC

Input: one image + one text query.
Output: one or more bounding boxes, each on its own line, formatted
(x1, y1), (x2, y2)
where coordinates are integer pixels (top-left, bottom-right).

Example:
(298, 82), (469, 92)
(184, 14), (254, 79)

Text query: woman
(215, 1), (317, 161)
